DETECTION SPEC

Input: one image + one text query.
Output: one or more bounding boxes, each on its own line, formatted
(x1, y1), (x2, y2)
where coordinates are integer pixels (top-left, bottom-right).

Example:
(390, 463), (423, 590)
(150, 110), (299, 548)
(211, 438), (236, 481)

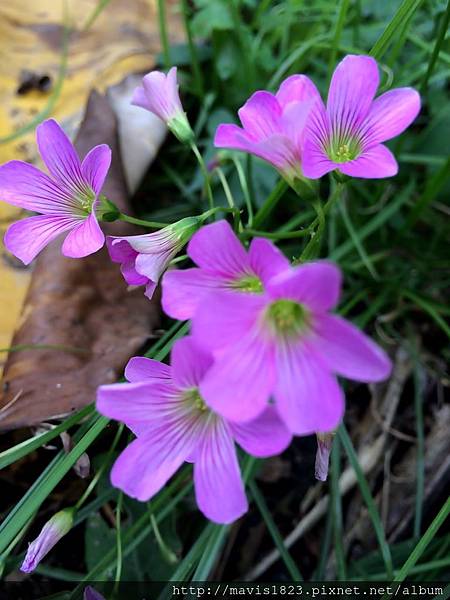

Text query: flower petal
(0, 160), (75, 214)
(61, 212), (105, 258)
(194, 419), (247, 524)
(161, 267), (224, 320)
(312, 314), (392, 381)
(125, 357), (171, 383)
(230, 406), (292, 457)
(106, 237), (148, 285)
(192, 290), (267, 352)
(141, 67), (183, 122)
(327, 55), (379, 133)
(301, 136), (336, 179)
(267, 261), (342, 311)
(81, 144), (112, 196)
(97, 381), (178, 424)
(4, 214), (75, 265)
(276, 74), (322, 108)
(131, 85), (150, 110)
(274, 342), (345, 435)
(36, 119), (85, 192)
(248, 237), (290, 285)
(338, 144), (398, 178)
(111, 420), (197, 501)
(361, 88), (421, 146)
(188, 220), (250, 278)
(238, 91), (282, 140)
(171, 336), (213, 389)
(200, 329), (275, 422)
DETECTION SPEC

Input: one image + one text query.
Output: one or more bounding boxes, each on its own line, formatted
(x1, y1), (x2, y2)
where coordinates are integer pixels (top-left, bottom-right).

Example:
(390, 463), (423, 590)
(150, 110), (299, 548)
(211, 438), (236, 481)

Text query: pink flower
(302, 55), (421, 179)
(21, 508), (75, 573)
(190, 262), (392, 434)
(96, 337), (292, 524)
(132, 67), (194, 143)
(214, 76), (318, 188)
(0, 119), (111, 264)
(107, 216), (201, 299)
(162, 220), (290, 320)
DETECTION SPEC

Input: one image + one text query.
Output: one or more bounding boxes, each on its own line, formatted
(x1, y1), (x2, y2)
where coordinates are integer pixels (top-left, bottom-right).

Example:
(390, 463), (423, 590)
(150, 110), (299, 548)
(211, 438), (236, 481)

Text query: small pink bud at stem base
(315, 432), (335, 482)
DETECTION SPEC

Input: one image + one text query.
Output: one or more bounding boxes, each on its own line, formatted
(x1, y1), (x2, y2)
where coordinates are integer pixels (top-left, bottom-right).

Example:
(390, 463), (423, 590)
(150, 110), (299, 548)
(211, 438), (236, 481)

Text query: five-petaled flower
(302, 55), (421, 179)
(96, 336), (292, 524)
(132, 67), (194, 144)
(188, 261), (391, 434)
(162, 219), (290, 320)
(107, 216), (202, 299)
(0, 119), (111, 264)
(214, 75), (318, 189)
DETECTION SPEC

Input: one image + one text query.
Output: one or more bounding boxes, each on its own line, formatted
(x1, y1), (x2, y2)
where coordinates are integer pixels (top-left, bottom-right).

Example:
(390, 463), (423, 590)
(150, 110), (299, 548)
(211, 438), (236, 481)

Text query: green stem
(190, 142), (215, 210)
(253, 180), (288, 229)
(420, 0), (450, 93)
(330, 436), (347, 580)
(113, 492), (123, 595)
(180, 0), (204, 96)
(328, 0), (351, 79)
(118, 214), (169, 228)
(233, 157), (254, 227)
(216, 167), (242, 232)
(157, 0), (171, 68)
(242, 228), (311, 240)
(148, 503), (178, 564)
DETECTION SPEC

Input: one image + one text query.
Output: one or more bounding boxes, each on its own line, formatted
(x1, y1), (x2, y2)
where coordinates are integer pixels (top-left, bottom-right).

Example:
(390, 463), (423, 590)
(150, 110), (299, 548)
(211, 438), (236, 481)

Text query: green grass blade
(249, 480), (303, 581)
(339, 424), (394, 579)
(403, 290), (450, 340)
(370, 0), (424, 60)
(330, 436), (346, 579)
(413, 362), (425, 539)
(191, 525), (229, 581)
(338, 200), (379, 280)
(420, 0), (450, 92)
(328, 0), (351, 78)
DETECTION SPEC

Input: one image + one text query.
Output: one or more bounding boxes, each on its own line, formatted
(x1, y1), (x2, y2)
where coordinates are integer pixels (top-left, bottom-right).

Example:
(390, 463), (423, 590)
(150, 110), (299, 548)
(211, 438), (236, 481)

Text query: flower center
(265, 299), (309, 337)
(231, 274), (263, 293)
(77, 187), (96, 213)
(328, 137), (361, 163)
(183, 388), (208, 413)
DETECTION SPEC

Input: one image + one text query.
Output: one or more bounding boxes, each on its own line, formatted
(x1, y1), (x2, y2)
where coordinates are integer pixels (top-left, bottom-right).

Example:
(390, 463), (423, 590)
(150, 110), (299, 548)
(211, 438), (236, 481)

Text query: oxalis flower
(132, 67), (194, 144)
(96, 337), (292, 524)
(214, 75), (319, 190)
(21, 507), (75, 573)
(162, 219), (290, 320)
(0, 119), (111, 264)
(191, 261), (392, 434)
(302, 54), (421, 179)
(107, 216), (202, 299)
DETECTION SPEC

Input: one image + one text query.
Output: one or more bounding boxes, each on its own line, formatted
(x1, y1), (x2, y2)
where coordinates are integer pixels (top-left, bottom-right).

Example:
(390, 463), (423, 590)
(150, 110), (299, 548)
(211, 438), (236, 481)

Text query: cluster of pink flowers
(1, 54), (419, 534)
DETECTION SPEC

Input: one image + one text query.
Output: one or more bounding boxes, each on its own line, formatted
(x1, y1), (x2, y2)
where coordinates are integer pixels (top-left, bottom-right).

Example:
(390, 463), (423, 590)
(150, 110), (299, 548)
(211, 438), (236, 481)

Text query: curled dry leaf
(0, 91), (160, 430)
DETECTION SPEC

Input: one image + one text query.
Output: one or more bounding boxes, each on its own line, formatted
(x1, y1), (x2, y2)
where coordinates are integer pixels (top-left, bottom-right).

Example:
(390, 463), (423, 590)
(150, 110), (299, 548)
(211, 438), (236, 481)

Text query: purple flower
(96, 337), (292, 524)
(132, 67), (194, 143)
(0, 119), (111, 264)
(107, 216), (202, 299)
(21, 508), (75, 573)
(214, 76), (319, 187)
(302, 55), (421, 179)
(162, 219), (290, 320)
(190, 261), (392, 434)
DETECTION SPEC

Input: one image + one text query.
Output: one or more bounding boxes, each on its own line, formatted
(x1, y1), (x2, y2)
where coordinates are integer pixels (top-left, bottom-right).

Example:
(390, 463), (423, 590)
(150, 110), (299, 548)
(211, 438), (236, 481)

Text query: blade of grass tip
(328, 0), (351, 79)
(420, 0), (450, 93)
(330, 436), (347, 580)
(369, 0), (424, 61)
(404, 158), (450, 230)
(82, 0), (112, 31)
(249, 480), (303, 581)
(157, 0), (171, 68)
(0, 404), (94, 470)
(403, 290), (450, 340)
(413, 361), (425, 539)
(381, 497), (450, 598)
(0, 1), (70, 144)
(0, 413), (107, 554)
(338, 424), (394, 579)
(331, 180), (413, 262)
(338, 200), (380, 280)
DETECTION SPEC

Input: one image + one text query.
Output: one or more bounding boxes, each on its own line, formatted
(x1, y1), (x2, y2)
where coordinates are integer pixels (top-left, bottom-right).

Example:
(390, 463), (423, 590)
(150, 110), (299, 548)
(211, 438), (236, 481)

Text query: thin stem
(216, 167), (242, 232)
(180, 0), (204, 96)
(420, 0), (450, 93)
(242, 228), (311, 240)
(113, 492), (123, 592)
(118, 214), (168, 228)
(149, 508), (178, 564)
(330, 436), (347, 580)
(232, 156), (254, 227)
(253, 179), (288, 229)
(157, 0), (171, 68)
(190, 142), (215, 210)
(328, 0), (351, 79)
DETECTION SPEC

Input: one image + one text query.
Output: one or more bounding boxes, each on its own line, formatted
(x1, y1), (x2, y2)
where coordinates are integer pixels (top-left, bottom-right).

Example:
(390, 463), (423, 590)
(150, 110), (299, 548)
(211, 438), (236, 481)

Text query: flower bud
(315, 432), (335, 482)
(21, 507), (75, 573)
